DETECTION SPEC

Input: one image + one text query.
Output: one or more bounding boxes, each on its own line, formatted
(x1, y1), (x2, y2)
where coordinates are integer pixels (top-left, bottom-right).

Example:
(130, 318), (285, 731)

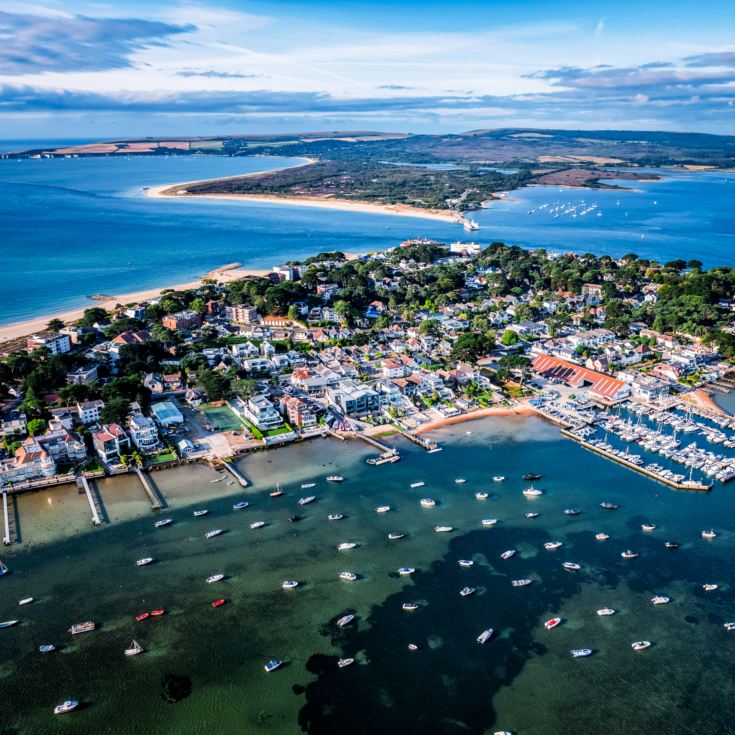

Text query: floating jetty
(2, 491), (10, 545)
(562, 429), (711, 491)
(398, 430), (441, 453)
(133, 468), (162, 510)
(76, 476), (102, 525)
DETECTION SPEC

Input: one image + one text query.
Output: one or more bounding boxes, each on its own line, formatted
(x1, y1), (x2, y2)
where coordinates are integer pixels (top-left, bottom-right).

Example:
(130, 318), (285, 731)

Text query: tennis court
(201, 404), (243, 431)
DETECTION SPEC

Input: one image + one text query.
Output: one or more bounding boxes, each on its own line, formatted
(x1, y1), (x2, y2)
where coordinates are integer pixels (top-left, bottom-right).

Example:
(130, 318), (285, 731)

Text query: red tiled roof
(531, 354), (627, 400)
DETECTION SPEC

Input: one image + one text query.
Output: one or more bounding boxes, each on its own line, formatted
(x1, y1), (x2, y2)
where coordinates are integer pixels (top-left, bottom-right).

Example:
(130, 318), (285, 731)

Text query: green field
(201, 404), (243, 431)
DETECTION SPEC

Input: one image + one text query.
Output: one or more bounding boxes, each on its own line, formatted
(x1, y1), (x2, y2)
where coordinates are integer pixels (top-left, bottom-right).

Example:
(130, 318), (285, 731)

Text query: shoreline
(413, 402), (535, 434)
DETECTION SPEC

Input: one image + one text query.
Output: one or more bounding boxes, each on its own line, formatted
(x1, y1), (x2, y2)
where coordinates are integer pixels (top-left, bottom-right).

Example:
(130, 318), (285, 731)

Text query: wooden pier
(398, 430), (441, 452)
(2, 491), (10, 545)
(133, 468), (162, 510)
(76, 475), (102, 525)
(219, 459), (248, 487)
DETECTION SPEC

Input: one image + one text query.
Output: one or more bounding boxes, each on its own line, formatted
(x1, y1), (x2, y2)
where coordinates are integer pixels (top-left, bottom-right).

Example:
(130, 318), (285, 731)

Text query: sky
(1, 0), (734, 140)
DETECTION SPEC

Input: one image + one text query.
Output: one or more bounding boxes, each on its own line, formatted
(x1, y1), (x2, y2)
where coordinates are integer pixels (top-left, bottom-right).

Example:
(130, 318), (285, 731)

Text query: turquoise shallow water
(2, 416), (735, 734)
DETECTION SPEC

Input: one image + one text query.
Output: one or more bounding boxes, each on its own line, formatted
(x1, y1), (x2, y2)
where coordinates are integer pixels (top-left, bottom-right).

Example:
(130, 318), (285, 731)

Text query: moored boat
(477, 628), (493, 644)
(703, 583), (719, 591)
(0, 560), (9, 576)
(595, 533), (610, 541)
(544, 617), (562, 630)
(0, 619), (18, 628)
(337, 657), (355, 668)
(454, 478), (466, 484)
(375, 505), (391, 513)
(68, 621), (95, 634)
(270, 483), (284, 497)
(336, 614), (355, 627)
(124, 639), (143, 656)
(621, 550), (638, 559)
(388, 532), (405, 540)
(54, 700), (79, 715)
(631, 640), (651, 651)
(233, 501), (249, 510)
(664, 541), (679, 549)
(328, 514), (344, 521)
(397, 567), (415, 576)
(563, 562), (581, 571)
(597, 608), (616, 616)
(434, 526), (453, 533)
(136, 557), (154, 566)
(458, 559), (474, 568)
(492, 476), (505, 482)
(564, 508), (580, 516)
(135, 612), (150, 622)
(723, 622), (735, 631)
(544, 541), (562, 550)
(264, 659), (282, 672)
(298, 496), (316, 506)
(211, 599), (226, 608)
(459, 586), (476, 597)
(39, 644), (56, 653)
(570, 649), (592, 658)
(207, 574), (224, 583)
(402, 602), (419, 611)
(339, 571), (357, 581)
(651, 595), (670, 605)
(18, 597), (33, 606)
(337, 542), (357, 550)
(481, 518), (498, 527)
(419, 498), (436, 508)
(523, 486), (543, 497)
(600, 502), (619, 510)
(523, 473), (542, 481)
(327, 476), (344, 482)
(702, 529), (717, 539)
(154, 518), (173, 528)
(150, 609), (165, 617)
(512, 579), (532, 587)
(641, 523), (656, 532)
(410, 482), (425, 488)
(301, 483), (316, 489)
(282, 580), (299, 589)
(249, 521), (266, 529)
(193, 509), (208, 517)
(475, 492), (489, 500)
(205, 529), (223, 539)
(525, 512), (539, 519)
(500, 549), (515, 560)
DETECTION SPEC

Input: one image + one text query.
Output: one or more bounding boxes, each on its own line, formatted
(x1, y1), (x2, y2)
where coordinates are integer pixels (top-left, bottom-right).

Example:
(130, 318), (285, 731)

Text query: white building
(77, 399), (105, 425)
(27, 332), (71, 356)
(128, 413), (162, 454)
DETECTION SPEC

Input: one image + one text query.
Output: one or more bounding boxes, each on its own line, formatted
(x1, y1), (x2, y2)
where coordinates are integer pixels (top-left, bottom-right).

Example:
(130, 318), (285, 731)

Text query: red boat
(135, 612), (150, 622)
(150, 609), (166, 617)
(544, 617), (562, 630)
(211, 599), (226, 608)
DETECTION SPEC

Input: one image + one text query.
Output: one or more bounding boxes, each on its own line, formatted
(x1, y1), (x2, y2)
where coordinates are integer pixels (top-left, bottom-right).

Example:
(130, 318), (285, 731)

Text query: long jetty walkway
(398, 430), (441, 452)
(76, 475), (102, 525)
(133, 468), (162, 510)
(2, 491), (10, 545)
(219, 460), (248, 487)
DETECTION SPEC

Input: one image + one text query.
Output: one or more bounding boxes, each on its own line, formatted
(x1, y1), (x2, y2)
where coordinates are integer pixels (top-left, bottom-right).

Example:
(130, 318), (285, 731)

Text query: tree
(27, 418), (47, 436)
(199, 370), (231, 401)
(100, 396), (131, 425)
(500, 329), (519, 346)
(451, 332), (495, 362)
(46, 318), (64, 331)
(78, 307), (108, 326)
(419, 319), (441, 337)
(287, 304), (301, 322)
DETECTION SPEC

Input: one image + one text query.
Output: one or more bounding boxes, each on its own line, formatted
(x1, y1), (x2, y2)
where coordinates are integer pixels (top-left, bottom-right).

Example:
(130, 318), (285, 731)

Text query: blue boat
(264, 659), (282, 672)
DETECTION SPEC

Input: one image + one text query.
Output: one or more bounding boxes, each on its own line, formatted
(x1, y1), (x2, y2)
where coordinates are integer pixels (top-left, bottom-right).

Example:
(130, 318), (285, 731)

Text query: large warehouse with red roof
(531, 354), (630, 403)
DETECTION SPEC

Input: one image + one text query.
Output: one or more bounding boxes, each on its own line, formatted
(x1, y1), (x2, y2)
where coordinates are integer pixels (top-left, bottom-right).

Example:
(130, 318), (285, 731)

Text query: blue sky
(1, 0), (734, 139)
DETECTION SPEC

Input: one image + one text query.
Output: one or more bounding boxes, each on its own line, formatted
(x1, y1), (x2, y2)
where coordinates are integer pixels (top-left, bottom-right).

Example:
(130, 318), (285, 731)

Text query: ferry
(459, 586), (476, 597)
(664, 541), (679, 549)
(154, 519), (173, 528)
(600, 502), (619, 510)
(135, 612), (150, 622)
(564, 508), (580, 516)
(249, 521), (266, 529)
(68, 622), (95, 634)
(398, 567), (415, 576)
(703, 584), (719, 591)
(458, 559), (474, 568)
(124, 640), (144, 657)
(631, 640), (651, 651)
(301, 483), (316, 489)
(233, 501), (249, 510)
(337, 657), (355, 668)
(328, 514), (345, 521)
(512, 579), (532, 587)
(207, 574), (225, 583)
(193, 510), (208, 517)
(298, 496), (316, 506)
(39, 644), (56, 653)
(475, 492), (489, 500)
(477, 628), (494, 644)
(0, 619), (18, 628)
(597, 608), (616, 616)
(493, 476), (505, 482)
(563, 562), (581, 571)
(282, 580), (299, 589)
(205, 529), (223, 539)
(136, 558), (154, 566)
(544, 617), (562, 630)
(544, 541), (562, 550)
(525, 512), (539, 519)
(500, 549), (516, 560)
(463, 218), (479, 231)
(523, 487), (543, 497)
(482, 518), (498, 527)
(54, 700), (79, 715)
(651, 596), (670, 605)
(702, 529), (717, 539)
(337, 542), (357, 550)
(621, 550), (638, 559)
(327, 476), (344, 482)
(339, 572), (357, 581)
(402, 602), (419, 611)
(264, 659), (282, 673)
(18, 597), (33, 606)
(388, 532), (405, 540)
(641, 523), (656, 532)
(375, 505), (391, 513)
(454, 478), (466, 484)
(419, 498), (436, 508)
(434, 526), (453, 533)
(570, 649), (593, 658)
(211, 599), (226, 608)
(336, 614), (355, 627)
(410, 482), (425, 489)
(595, 533), (610, 541)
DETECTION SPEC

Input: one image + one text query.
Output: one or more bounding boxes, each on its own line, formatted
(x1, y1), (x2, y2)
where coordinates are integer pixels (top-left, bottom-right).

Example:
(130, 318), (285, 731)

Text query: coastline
(413, 402), (535, 434)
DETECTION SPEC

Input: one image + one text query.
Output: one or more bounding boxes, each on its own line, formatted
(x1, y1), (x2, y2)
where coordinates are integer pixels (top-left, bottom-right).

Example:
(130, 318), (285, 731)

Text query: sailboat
(124, 639), (144, 657)
(0, 560), (8, 576)
(270, 483), (284, 497)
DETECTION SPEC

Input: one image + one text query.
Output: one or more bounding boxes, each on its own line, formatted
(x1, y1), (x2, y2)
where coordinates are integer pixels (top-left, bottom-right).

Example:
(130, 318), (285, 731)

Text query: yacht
(39, 644), (56, 653)
(512, 579), (532, 587)
(597, 608), (616, 616)
(388, 532), (405, 540)
(493, 476), (505, 482)
(327, 476), (344, 482)
(402, 602), (419, 611)
(207, 574), (225, 583)
(398, 567), (415, 576)
(621, 550), (638, 559)
(18, 597), (34, 606)
(434, 526), (453, 533)
(595, 533), (610, 541)
(68, 622), (95, 635)
(154, 519), (173, 528)
(525, 512), (539, 519)
(233, 501), (249, 510)
(500, 549), (516, 560)
(651, 596), (670, 605)
(570, 649), (593, 658)
(563, 562), (581, 571)
(410, 482), (425, 489)
(477, 628), (494, 644)
(375, 505), (391, 513)
(564, 508), (580, 516)
(54, 701), (79, 715)
(337, 542), (357, 550)
(337, 657), (355, 668)
(282, 580), (299, 589)
(458, 559), (474, 568)
(270, 484), (284, 497)
(264, 659), (282, 672)
(419, 498), (436, 508)
(664, 541), (679, 549)
(631, 640), (651, 651)
(544, 541), (563, 550)
(0, 619), (18, 628)
(124, 639), (144, 657)
(298, 496), (316, 506)
(328, 514), (345, 521)
(481, 518), (498, 527)
(702, 529), (717, 539)
(336, 614), (355, 627)
(641, 523), (656, 532)
(544, 617), (562, 630)
(459, 586), (476, 597)
(475, 492), (489, 500)
(339, 572), (357, 581)
(599, 502), (619, 510)
(136, 558), (154, 567)
(205, 529), (223, 539)
(193, 510), (208, 517)
(249, 521), (266, 529)
(703, 584), (719, 591)
(523, 487), (543, 497)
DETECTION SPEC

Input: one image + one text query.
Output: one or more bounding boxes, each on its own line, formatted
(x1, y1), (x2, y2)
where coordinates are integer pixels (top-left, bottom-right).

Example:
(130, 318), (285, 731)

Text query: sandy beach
(413, 402), (536, 434)
(683, 389), (727, 415)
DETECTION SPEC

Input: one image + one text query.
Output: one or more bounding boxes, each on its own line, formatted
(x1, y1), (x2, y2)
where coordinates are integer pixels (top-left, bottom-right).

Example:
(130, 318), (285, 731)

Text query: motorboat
(211, 599), (226, 608)
(338, 657), (355, 668)
(595, 533), (610, 541)
(512, 579), (532, 587)
(664, 541), (679, 549)
(600, 502), (619, 510)
(233, 501), (249, 510)
(249, 521), (266, 529)
(54, 701), (79, 715)
(375, 506), (391, 513)
(482, 518), (498, 527)
(723, 622), (735, 631)
(18, 597), (34, 606)
(328, 514), (344, 521)
(388, 532), (405, 540)
(563, 562), (581, 571)
(68, 622), (95, 634)
(525, 512), (539, 519)
(0, 619), (18, 628)
(459, 586), (476, 597)
(570, 649), (593, 658)
(702, 529), (717, 539)
(564, 508), (580, 516)
(207, 574), (225, 583)
(631, 640), (651, 651)
(703, 584), (719, 591)
(544, 617), (562, 630)
(523, 487), (543, 497)
(402, 602), (419, 611)
(434, 526), (453, 533)
(282, 580), (299, 589)
(298, 496), (316, 506)
(211, 476), (224, 484)
(264, 659), (282, 672)
(477, 628), (494, 644)
(327, 476), (344, 482)
(410, 482), (425, 488)
(135, 612), (150, 622)
(301, 483), (316, 489)
(39, 644), (56, 653)
(621, 550), (638, 559)
(500, 549), (516, 560)
(475, 492), (489, 500)
(337, 542), (357, 550)
(523, 474), (542, 481)
(150, 609), (165, 617)
(544, 541), (562, 550)
(641, 523), (656, 532)
(455, 478), (466, 484)
(419, 498), (436, 508)
(154, 519), (173, 528)
(339, 572), (357, 581)
(336, 614), (355, 627)
(651, 596), (670, 605)
(407, 643), (420, 651)
(398, 567), (415, 576)
(493, 476), (505, 482)
(597, 608), (616, 616)
(205, 529), (223, 539)
(136, 558), (154, 567)
(193, 510), (208, 517)
(124, 639), (144, 657)
(458, 559), (474, 568)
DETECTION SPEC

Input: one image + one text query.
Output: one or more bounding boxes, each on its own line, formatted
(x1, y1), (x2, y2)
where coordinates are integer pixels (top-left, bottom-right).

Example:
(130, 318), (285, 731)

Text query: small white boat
(481, 518), (498, 527)
(434, 526), (453, 533)
(563, 562), (581, 571)
(544, 617), (562, 630)
(407, 643), (420, 651)
(723, 622), (735, 631)
(631, 640), (651, 651)
(398, 567), (415, 576)
(500, 549), (516, 560)
(523, 487), (543, 497)
(301, 483), (316, 489)
(249, 521), (266, 529)
(651, 595), (670, 605)
(211, 477), (224, 484)
(703, 584), (719, 592)
(54, 700), (79, 715)
(419, 498), (436, 508)
(337, 657), (354, 668)
(597, 608), (616, 616)
(337, 542), (357, 550)
(512, 579), (532, 587)
(410, 482), (425, 489)
(402, 602), (419, 611)
(124, 639), (144, 657)
(205, 529), (223, 539)
(298, 496), (316, 506)
(388, 532), (405, 540)
(282, 580), (299, 589)
(18, 597), (34, 606)
(327, 476), (344, 482)
(0, 560), (8, 576)
(136, 558), (154, 567)
(564, 508), (580, 516)
(328, 514), (344, 521)
(458, 559), (474, 568)
(702, 529), (717, 539)
(641, 523), (656, 532)
(492, 476), (505, 482)
(336, 614), (355, 627)
(595, 533), (610, 541)
(477, 628), (494, 644)
(193, 510), (209, 517)
(375, 505), (391, 513)
(525, 512), (539, 519)
(339, 571), (357, 581)
(621, 550), (638, 559)
(154, 519), (173, 528)
(0, 620), (18, 628)
(264, 659), (282, 672)
(475, 492), (489, 500)
(39, 644), (56, 653)
(570, 649), (593, 658)
(459, 586), (476, 597)
(207, 574), (225, 583)
(233, 501), (249, 510)
(544, 541), (562, 550)
(454, 478), (466, 484)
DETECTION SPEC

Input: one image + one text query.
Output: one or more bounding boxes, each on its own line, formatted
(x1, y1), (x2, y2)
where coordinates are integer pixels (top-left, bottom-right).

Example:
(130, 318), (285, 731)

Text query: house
(0, 437), (56, 486)
(531, 354), (630, 403)
(112, 330), (152, 347)
(230, 342), (259, 360)
(144, 373), (165, 393)
(618, 372), (670, 402)
(66, 365), (99, 385)
(176, 437), (195, 456)
(242, 357), (272, 374)
(280, 395), (318, 427)
(290, 367), (339, 395)
(0, 410), (27, 437)
(92, 423), (130, 463)
(326, 380), (380, 416)
(127, 412), (162, 454)
(77, 399), (105, 425)
(185, 388), (204, 408)
(567, 328), (615, 349)
(162, 310), (201, 331)
(149, 401), (184, 428)
(381, 359), (407, 379)
(123, 305), (147, 320)
(316, 283), (339, 301)
(581, 283), (603, 304)
(239, 394), (284, 431)
(508, 321), (547, 337)
(27, 332), (71, 356)
(449, 241), (481, 255)
(49, 407), (75, 430)
(224, 304), (259, 324)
